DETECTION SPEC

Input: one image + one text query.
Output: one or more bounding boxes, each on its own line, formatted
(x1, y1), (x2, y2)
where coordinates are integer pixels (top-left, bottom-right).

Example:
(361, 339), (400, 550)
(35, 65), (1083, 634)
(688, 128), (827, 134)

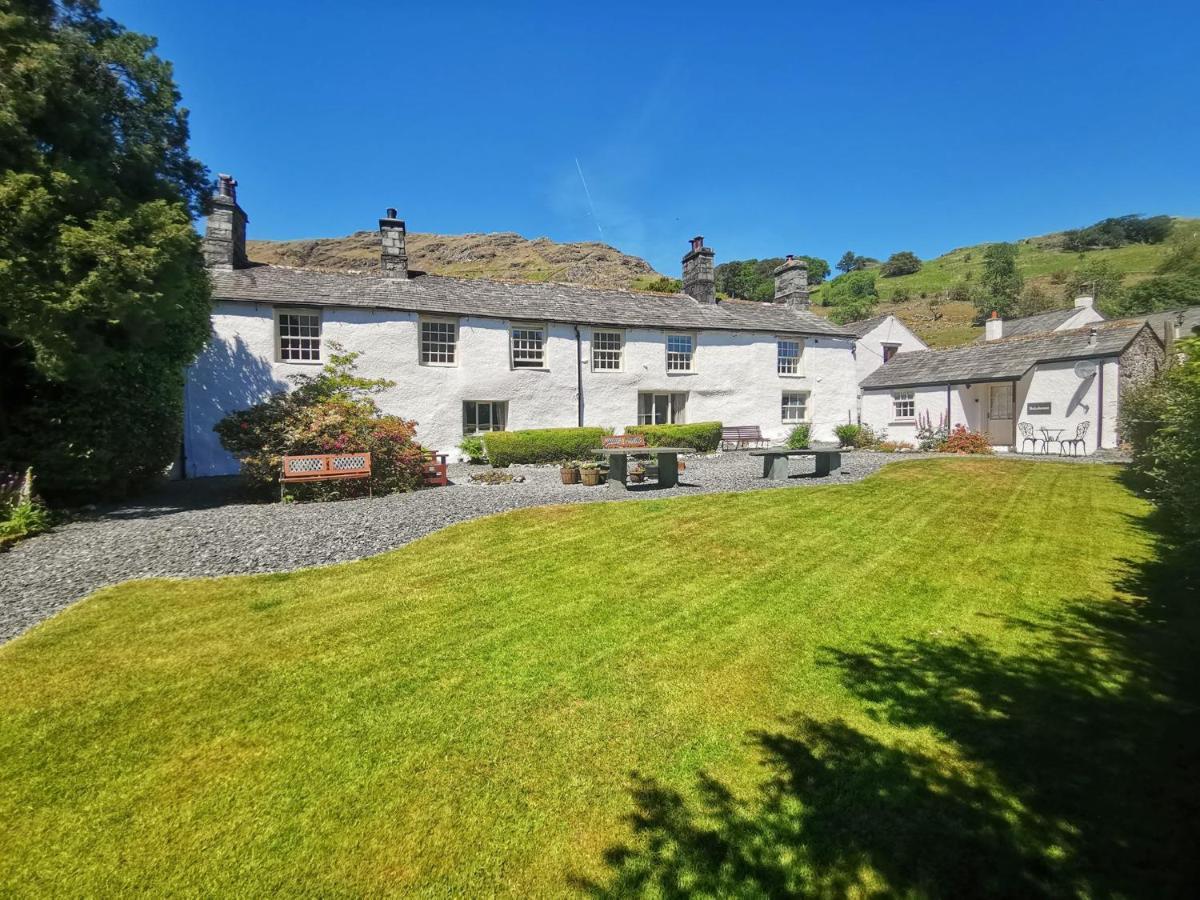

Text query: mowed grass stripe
(0, 458), (1178, 897)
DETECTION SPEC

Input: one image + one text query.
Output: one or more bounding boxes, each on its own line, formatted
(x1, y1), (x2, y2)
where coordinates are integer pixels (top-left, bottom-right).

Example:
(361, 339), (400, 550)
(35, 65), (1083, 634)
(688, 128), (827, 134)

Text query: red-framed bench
(423, 451), (449, 487)
(280, 452), (371, 500)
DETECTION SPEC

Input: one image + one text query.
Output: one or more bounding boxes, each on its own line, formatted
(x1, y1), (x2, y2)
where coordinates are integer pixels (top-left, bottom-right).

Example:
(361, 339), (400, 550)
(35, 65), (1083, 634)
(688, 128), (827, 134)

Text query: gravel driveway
(0, 449), (1122, 644)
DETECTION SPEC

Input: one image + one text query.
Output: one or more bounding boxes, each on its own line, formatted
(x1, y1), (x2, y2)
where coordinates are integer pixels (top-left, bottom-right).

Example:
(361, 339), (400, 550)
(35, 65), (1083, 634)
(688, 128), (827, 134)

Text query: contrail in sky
(574, 157), (604, 240)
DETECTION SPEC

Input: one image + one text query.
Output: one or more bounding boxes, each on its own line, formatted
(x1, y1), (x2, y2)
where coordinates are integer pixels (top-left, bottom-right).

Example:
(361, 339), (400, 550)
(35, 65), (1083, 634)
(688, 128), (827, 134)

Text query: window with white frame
(782, 392), (809, 423)
(591, 330), (623, 371)
(463, 400), (507, 434)
(275, 309), (321, 362)
(778, 339), (803, 375)
(666, 333), (695, 372)
(420, 319), (458, 365)
(638, 392), (687, 425)
(893, 391), (916, 420)
(511, 324), (546, 369)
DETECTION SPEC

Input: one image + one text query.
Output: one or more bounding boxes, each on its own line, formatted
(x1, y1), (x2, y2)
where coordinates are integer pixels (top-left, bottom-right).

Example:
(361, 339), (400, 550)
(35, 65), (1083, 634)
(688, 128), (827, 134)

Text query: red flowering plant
(216, 345), (427, 499)
(938, 424), (994, 455)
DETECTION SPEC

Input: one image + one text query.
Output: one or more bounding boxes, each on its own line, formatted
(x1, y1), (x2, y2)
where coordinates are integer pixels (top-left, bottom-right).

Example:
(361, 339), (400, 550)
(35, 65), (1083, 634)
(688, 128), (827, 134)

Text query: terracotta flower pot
(628, 472), (645, 483)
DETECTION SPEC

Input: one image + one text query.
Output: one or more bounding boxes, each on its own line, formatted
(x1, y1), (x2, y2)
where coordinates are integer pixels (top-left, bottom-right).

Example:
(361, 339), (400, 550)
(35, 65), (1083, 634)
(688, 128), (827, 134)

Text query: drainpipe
(574, 325), (584, 427)
(945, 384), (951, 426)
(1097, 360), (1104, 451)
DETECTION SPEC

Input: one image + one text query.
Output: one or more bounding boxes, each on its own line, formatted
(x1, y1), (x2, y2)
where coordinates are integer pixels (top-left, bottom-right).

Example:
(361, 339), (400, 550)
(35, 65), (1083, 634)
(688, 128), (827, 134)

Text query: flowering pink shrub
(938, 424), (993, 455)
(216, 347), (427, 499)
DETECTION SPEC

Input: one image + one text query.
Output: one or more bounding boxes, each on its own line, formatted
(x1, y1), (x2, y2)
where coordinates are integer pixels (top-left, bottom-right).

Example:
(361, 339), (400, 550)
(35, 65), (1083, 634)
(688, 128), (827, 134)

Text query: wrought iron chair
(1060, 421), (1090, 457)
(1017, 421), (1041, 454)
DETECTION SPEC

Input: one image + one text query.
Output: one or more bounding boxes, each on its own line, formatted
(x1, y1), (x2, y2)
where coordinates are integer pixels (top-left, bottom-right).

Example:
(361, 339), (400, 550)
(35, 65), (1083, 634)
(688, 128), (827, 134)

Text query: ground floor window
(638, 392), (687, 425)
(463, 400), (508, 434)
(893, 391), (915, 420)
(782, 391), (810, 423)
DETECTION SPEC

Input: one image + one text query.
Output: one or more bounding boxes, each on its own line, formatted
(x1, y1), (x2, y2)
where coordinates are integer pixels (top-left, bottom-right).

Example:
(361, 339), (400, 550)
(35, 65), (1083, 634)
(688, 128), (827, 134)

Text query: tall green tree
(973, 243), (1023, 320)
(0, 0), (211, 500)
(825, 270), (879, 324)
(1063, 259), (1125, 314)
(880, 250), (921, 277)
(836, 250), (867, 274)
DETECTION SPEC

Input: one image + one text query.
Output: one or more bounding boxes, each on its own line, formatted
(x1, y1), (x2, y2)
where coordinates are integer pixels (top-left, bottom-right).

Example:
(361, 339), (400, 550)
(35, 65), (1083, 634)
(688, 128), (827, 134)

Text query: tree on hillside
(1061, 214), (1173, 252)
(798, 255), (831, 284)
(825, 270), (879, 324)
(0, 0), (211, 500)
(642, 276), (683, 293)
(1105, 237), (1200, 316)
(880, 251), (922, 277)
(973, 243), (1023, 320)
(836, 251), (869, 274)
(713, 255), (830, 303)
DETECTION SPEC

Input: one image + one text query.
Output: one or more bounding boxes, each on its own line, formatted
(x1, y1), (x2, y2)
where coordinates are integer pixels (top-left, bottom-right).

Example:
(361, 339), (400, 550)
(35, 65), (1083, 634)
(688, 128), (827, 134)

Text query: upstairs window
(893, 391), (916, 420)
(591, 330), (624, 371)
(463, 400), (508, 434)
(275, 309), (321, 363)
(666, 334), (695, 372)
(782, 392), (809, 423)
(511, 325), (546, 369)
(778, 339), (803, 375)
(882, 343), (900, 363)
(421, 319), (458, 366)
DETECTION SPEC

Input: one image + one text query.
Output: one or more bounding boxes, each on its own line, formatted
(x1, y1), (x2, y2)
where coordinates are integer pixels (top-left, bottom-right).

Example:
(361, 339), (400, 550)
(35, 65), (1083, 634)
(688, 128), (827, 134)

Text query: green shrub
(624, 421), (722, 452)
(834, 424), (862, 448)
(785, 424), (811, 449)
(939, 425), (993, 454)
(1121, 337), (1200, 550)
(483, 427), (610, 467)
(216, 347), (427, 500)
(458, 435), (487, 463)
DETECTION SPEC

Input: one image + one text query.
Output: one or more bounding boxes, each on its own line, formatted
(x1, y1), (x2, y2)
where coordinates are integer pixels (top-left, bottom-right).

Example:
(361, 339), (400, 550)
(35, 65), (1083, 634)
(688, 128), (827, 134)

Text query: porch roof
(861, 321), (1154, 390)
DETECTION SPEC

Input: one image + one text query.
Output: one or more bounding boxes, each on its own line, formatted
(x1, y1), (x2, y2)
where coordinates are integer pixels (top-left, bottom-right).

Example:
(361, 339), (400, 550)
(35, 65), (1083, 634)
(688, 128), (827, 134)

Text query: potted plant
(628, 462), (646, 483)
(579, 461), (602, 486)
(559, 459), (580, 484)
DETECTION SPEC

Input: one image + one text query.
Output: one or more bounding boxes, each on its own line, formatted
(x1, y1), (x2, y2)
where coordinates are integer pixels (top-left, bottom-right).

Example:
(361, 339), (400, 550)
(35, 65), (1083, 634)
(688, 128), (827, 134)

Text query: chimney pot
(203, 173), (248, 269)
(771, 255), (810, 310)
(984, 311), (1004, 341)
(379, 209), (408, 278)
(681, 236), (716, 304)
(1087, 326), (1098, 347)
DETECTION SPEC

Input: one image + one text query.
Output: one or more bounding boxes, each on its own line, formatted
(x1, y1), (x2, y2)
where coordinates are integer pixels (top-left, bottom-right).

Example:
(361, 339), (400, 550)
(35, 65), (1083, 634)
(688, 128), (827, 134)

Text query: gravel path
(0, 450), (1124, 644)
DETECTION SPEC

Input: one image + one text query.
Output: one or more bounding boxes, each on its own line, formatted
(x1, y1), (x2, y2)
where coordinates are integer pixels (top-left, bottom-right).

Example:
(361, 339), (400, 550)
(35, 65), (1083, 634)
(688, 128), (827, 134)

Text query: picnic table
(748, 447), (843, 480)
(593, 447), (689, 490)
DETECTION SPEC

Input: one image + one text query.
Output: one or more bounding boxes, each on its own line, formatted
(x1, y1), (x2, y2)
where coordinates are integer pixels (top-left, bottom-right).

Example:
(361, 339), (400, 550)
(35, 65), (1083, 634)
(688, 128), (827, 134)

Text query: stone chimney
(772, 255), (810, 310)
(985, 310), (1003, 341)
(379, 208), (408, 277)
(202, 174), (248, 269)
(682, 236), (716, 304)
(1074, 295), (1094, 309)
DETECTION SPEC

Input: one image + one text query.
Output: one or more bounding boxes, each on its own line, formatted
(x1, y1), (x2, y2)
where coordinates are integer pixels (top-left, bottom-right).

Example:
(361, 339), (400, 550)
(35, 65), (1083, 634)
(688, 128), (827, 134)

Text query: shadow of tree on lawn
(580, 539), (1200, 897)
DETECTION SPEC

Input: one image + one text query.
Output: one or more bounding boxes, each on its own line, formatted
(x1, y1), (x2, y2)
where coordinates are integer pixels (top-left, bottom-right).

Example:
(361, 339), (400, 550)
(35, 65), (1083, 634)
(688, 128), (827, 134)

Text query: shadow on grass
(579, 531), (1200, 897)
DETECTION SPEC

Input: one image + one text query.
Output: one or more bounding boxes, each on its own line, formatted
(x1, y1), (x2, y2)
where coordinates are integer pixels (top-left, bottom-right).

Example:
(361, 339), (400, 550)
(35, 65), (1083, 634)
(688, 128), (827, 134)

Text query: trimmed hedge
(624, 421), (722, 452)
(482, 427), (610, 467)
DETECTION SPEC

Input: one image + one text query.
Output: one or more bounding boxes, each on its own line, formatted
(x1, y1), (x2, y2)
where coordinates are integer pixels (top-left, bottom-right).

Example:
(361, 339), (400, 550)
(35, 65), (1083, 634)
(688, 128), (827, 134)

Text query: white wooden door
(986, 384), (1014, 446)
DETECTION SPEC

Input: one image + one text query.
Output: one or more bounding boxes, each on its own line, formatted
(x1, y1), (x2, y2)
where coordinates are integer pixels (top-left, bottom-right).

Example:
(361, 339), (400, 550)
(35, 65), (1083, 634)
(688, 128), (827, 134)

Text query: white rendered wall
(1014, 358), (1112, 453)
(183, 302), (860, 475)
(854, 316), (928, 384)
(860, 384), (964, 444)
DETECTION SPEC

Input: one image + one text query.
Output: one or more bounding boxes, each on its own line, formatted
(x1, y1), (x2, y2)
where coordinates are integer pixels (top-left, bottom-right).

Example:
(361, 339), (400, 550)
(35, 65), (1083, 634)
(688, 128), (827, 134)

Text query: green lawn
(2, 460), (1197, 896)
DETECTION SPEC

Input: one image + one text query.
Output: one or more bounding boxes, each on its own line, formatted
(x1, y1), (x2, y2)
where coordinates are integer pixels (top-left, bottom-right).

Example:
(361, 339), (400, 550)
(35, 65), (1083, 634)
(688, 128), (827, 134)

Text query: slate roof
(970, 306), (1085, 343)
(208, 265), (854, 337)
(844, 314), (891, 338)
(861, 320), (1155, 390)
(1125, 306), (1200, 342)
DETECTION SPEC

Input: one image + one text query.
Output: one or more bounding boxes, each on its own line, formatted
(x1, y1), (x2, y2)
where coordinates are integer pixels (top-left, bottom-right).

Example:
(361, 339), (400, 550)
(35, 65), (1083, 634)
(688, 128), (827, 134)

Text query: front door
(986, 384), (1014, 446)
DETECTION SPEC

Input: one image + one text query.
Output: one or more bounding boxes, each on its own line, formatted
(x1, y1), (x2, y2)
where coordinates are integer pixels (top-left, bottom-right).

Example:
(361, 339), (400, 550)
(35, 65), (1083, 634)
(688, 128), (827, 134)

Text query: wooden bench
(423, 451), (449, 487)
(748, 447), (843, 480)
(280, 452), (372, 499)
(721, 425), (769, 450)
(602, 434), (648, 449)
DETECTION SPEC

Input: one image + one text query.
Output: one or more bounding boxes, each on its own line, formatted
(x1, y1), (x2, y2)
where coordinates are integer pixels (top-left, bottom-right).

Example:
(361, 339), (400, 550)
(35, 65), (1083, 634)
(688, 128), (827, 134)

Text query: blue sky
(107, 0), (1199, 275)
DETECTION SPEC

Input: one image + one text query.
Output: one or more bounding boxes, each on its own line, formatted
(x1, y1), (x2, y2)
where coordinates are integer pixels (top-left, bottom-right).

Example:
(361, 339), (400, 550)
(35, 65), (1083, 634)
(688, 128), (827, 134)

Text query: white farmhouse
(844, 313), (928, 384)
(859, 320), (1163, 453)
(182, 177), (859, 476)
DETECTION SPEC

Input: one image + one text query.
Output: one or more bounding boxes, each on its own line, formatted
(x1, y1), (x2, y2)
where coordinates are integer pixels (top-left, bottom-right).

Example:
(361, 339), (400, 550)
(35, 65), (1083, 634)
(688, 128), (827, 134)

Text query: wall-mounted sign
(1027, 402), (1052, 415)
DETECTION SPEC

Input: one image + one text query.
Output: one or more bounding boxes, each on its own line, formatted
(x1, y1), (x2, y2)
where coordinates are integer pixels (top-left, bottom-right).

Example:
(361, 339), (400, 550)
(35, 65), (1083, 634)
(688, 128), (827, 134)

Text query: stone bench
(748, 448), (843, 480)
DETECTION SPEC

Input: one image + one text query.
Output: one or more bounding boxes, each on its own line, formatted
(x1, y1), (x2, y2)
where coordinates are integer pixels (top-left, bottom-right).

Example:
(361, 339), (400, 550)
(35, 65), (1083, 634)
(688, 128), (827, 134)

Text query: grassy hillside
(247, 231), (667, 291)
(810, 217), (1199, 347)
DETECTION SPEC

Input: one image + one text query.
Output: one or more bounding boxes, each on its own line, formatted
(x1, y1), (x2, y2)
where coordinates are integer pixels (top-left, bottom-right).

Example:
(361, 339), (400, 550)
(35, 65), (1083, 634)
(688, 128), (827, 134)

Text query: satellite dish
(1074, 360), (1098, 379)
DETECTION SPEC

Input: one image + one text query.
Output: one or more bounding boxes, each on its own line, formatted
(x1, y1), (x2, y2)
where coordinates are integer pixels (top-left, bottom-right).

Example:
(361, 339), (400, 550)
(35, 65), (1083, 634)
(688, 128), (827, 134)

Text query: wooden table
(749, 447), (843, 480)
(593, 447), (689, 490)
